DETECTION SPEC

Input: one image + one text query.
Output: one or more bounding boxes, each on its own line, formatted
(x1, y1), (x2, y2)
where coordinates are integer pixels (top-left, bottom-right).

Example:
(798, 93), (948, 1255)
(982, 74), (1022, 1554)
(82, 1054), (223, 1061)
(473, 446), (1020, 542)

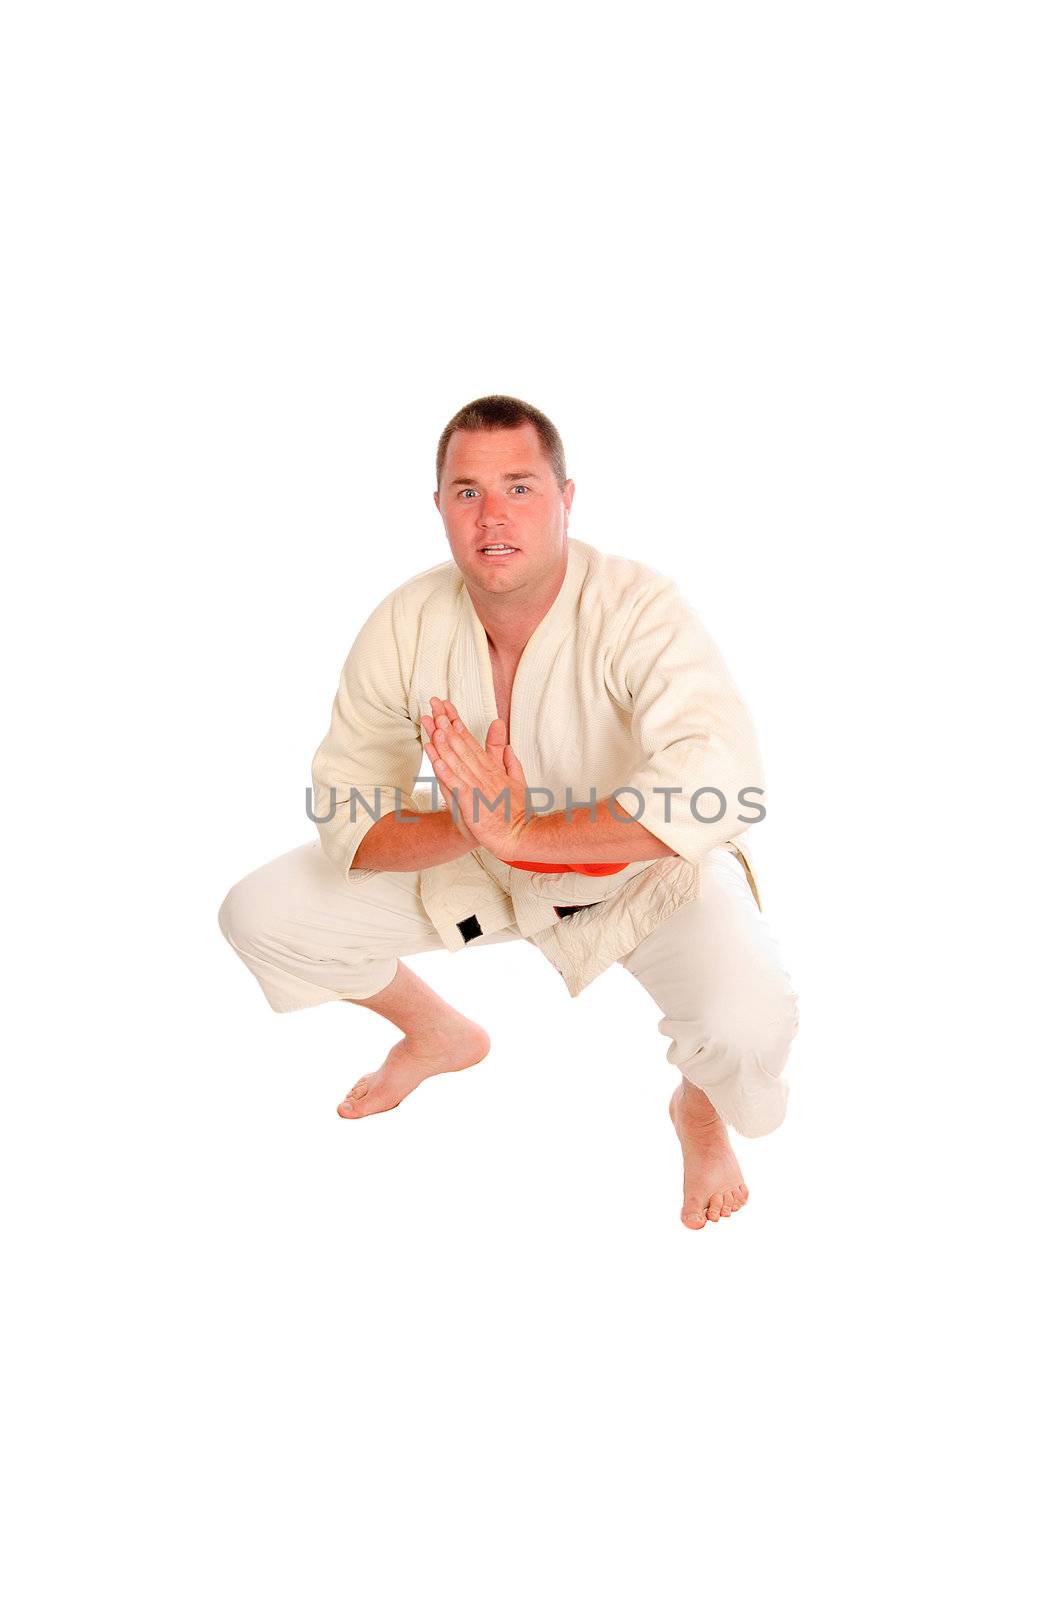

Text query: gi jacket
(310, 539), (765, 998)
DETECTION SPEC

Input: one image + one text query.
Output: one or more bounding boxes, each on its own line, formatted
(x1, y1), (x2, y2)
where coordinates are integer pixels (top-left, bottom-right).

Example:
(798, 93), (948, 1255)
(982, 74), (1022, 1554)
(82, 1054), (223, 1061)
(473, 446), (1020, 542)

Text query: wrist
(506, 814), (537, 856)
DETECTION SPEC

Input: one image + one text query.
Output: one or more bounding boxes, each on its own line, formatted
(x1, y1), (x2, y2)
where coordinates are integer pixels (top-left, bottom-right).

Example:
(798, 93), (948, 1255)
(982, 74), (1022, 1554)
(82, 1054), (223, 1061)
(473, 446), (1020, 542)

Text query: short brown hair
(436, 394), (567, 490)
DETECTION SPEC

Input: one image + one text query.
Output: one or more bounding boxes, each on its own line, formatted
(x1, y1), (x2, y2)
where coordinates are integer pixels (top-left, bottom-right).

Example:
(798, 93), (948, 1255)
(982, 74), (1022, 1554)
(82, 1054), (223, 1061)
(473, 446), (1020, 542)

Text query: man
(218, 395), (798, 1229)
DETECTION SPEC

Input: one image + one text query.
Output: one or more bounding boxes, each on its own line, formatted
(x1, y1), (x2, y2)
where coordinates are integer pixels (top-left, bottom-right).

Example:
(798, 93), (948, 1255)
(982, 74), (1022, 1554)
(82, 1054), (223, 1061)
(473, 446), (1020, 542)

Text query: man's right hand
(420, 707), (480, 845)
(351, 700), (505, 873)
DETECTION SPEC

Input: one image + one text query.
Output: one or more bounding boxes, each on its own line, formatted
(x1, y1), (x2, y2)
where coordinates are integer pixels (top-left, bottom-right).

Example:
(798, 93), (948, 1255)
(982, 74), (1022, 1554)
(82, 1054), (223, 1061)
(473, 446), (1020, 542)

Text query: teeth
(482, 545), (515, 552)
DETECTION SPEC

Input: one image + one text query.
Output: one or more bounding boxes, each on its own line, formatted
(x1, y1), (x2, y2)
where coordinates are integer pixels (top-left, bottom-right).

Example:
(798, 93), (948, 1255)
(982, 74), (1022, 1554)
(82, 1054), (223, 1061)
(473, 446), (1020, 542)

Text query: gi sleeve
(309, 588), (423, 875)
(607, 576), (765, 866)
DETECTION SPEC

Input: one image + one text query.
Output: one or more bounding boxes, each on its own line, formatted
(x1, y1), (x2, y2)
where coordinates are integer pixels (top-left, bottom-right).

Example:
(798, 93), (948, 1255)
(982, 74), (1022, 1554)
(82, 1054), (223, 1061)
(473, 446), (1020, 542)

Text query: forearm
(351, 808), (474, 872)
(516, 802), (676, 864)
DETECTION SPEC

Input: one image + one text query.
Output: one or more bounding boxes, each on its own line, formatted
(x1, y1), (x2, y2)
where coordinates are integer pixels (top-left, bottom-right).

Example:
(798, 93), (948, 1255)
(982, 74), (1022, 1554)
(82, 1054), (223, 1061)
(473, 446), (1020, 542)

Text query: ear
(433, 489), (441, 513)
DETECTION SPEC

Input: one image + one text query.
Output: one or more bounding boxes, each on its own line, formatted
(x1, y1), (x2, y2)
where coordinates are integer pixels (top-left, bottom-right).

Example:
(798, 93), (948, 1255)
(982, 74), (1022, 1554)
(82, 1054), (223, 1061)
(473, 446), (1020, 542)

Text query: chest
(415, 605), (627, 781)
(488, 651), (516, 741)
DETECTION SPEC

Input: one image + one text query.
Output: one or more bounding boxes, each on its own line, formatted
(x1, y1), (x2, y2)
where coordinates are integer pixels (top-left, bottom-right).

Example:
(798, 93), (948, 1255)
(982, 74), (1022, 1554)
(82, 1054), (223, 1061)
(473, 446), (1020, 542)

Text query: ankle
(677, 1078), (723, 1122)
(404, 1013), (475, 1050)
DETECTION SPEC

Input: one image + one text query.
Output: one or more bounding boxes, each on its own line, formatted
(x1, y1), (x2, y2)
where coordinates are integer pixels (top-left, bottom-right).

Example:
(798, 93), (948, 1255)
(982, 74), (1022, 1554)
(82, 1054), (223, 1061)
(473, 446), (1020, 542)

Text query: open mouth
(478, 544), (520, 558)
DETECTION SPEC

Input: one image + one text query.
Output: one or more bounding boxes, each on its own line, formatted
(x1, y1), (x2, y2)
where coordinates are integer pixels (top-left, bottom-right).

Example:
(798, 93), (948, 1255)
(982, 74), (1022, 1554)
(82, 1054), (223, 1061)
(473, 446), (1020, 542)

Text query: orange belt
(499, 859), (629, 875)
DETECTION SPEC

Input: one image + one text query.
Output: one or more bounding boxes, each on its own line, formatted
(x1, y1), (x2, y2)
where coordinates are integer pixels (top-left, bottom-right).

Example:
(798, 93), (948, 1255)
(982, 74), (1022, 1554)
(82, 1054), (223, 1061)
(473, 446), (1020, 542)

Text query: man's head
(434, 395), (575, 603)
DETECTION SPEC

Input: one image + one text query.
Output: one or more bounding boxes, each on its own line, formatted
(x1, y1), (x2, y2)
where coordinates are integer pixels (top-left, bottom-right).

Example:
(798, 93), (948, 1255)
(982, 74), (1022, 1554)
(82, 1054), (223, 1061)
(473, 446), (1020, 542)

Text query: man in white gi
(218, 395), (798, 1228)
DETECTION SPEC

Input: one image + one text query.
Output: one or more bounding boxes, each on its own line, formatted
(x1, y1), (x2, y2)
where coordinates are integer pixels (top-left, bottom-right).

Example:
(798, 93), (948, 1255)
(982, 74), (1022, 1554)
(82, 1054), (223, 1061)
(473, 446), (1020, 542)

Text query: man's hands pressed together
(420, 696), (532, 858)
(420, 694), (677, 866)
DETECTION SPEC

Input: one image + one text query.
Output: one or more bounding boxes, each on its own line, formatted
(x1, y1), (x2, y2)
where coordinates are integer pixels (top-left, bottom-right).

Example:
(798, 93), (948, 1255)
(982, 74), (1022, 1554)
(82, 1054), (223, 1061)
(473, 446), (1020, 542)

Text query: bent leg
(619, 846), (799, 1139)
(217, 840), (528, 1119)
(217, 840), (452, 1011)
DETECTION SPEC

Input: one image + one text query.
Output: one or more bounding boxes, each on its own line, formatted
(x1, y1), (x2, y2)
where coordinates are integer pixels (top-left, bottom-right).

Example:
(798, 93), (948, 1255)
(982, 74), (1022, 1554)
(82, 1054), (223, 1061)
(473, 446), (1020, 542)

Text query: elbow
(734, 724), (765, 800)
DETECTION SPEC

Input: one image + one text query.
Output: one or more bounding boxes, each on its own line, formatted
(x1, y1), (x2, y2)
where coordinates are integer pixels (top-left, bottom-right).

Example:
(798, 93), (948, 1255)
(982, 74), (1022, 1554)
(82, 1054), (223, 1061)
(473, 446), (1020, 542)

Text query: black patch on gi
(457, 914), (483, 943)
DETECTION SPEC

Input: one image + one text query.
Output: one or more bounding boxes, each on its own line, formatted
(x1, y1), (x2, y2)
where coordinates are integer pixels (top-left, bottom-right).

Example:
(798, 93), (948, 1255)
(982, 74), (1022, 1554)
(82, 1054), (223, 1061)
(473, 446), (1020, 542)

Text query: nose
(476, 493), (510, 530)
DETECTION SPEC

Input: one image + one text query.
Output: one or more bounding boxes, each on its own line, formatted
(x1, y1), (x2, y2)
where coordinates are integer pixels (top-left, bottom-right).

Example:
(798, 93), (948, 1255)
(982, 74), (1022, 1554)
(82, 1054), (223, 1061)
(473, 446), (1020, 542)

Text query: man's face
(434, 423), (575, 598)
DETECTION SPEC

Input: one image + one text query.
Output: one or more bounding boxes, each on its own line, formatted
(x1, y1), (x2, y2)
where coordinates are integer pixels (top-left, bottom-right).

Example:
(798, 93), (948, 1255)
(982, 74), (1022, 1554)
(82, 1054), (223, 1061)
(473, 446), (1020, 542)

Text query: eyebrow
(449, 471), (541, 487)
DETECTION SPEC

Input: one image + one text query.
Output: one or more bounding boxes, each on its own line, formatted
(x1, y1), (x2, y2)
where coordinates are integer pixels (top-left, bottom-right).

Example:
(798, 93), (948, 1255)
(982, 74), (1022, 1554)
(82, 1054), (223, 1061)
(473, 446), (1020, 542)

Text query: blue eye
(460, 488), (477, 499)
(512, 485), (529, 494)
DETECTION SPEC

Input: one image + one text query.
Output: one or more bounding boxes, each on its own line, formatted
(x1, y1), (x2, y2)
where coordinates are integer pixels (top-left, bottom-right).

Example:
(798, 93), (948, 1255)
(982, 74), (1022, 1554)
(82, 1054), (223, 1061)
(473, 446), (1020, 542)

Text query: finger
(433, 771), (467, 831)
(431, 696), (482, 752)
(453, 718), (498, 778)
(429, 735), (503, 832)
(426, 751), (449, 797)
(428, 694), (486, 755)
(425, 739), (452, 778)
(427, 747), (464, 806)
(432, 697), (481, 756)
(430, 701), (505, 801)
(427, 741), (474, 811)
(430, 695), (463, 725)
(423, 739), (453, 797)
(423, 739), (449, 780)
(485, 718), (508, 767)
(434, 716), (495, 789)
(428, 698), (451, 741)
(503, 744), (527, 784)
(428, 764), (470, 838)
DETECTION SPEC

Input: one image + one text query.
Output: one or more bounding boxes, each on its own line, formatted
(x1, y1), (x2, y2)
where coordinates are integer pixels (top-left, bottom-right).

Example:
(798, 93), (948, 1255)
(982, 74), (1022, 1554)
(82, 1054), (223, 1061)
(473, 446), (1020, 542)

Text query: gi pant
(217, 842), (798, 1137)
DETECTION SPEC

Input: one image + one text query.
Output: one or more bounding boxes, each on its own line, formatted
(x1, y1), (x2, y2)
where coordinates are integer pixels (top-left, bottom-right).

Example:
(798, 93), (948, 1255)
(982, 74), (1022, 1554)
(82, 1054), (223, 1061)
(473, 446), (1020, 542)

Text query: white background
(3, 3), (1060, 1596)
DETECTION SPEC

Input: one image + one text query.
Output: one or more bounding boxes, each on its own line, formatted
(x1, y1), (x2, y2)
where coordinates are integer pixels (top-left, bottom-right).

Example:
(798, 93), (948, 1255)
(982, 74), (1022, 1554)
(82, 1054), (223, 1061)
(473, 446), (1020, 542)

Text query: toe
(337, 1077), (372, 1117)
(681, 1198), (708, 1229)
(706, 1192), (724, 1222)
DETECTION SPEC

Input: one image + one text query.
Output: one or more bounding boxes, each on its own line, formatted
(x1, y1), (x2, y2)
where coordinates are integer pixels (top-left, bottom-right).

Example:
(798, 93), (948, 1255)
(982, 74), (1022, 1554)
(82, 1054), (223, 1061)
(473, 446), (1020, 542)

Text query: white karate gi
(218, 538), (798, 1135)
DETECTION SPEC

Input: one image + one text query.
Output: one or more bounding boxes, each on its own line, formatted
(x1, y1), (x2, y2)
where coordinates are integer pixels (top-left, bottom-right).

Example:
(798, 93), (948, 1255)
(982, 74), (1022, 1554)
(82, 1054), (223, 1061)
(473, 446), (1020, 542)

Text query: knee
(671, 978), (799, 1085)
(217, 870), (274, 953)
(217, 880), (244, 946)
(670, 983), (798, 1139)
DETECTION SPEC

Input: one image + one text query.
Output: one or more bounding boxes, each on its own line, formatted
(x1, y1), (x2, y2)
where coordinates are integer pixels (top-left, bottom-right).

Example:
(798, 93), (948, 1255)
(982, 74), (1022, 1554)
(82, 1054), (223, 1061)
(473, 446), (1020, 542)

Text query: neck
(469, 550), (569, 661)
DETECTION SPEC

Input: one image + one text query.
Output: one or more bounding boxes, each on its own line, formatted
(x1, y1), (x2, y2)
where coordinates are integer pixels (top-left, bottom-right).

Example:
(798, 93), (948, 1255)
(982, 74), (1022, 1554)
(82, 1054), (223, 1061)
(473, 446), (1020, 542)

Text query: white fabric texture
(217, 841), (797, 1138)
(308, 538), (767, 997)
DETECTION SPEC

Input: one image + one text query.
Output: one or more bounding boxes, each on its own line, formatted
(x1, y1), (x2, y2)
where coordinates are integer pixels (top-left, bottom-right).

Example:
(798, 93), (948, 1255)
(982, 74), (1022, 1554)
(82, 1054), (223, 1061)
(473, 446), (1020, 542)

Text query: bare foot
(337, 1017), (491, 1119)
(668, 1079), (749, 1228)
